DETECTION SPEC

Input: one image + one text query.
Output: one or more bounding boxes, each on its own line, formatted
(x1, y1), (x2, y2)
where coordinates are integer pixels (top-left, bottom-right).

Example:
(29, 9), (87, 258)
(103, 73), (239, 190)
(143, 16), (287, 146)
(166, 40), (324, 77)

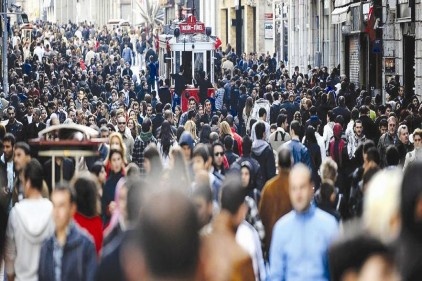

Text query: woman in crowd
(127, 116), (140, 140)
(199, 124), (212, 144)
(185, 120), (199, 143)
(157, 121), (177, 168)
(143, 143), (164, 182)
(102, 148), (125, 227)
(219, 121), (239, 155)
(304, 125), (322, 188)
(243, 96), (254, 136)
(104, 132), (127, 177)
(103, 177), (128, 248)
(72, 172), (104, 255)
(174, 105), (182, 127)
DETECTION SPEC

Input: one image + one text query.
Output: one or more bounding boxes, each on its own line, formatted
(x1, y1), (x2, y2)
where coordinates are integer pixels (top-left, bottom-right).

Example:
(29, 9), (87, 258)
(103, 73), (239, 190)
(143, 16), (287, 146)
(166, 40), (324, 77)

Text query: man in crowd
(5, 159), (54, 281)
(117, 115), (134, 162)
(5, 106), (23, 142)
(38, 182), (97, 280)
(259, 148), (293, 255)
(270, 164), (338, 280)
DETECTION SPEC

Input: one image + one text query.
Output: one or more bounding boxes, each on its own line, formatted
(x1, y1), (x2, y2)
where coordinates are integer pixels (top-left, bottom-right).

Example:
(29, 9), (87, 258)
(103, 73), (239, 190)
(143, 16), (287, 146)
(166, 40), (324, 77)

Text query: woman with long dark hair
(157, 121), (176, 168)
(243, 96), (254, 135)
(304, 125), (322, 188)
(199, 124), (212, 144)
(101, 149), (125, 227)
(72, 172), (103, 255)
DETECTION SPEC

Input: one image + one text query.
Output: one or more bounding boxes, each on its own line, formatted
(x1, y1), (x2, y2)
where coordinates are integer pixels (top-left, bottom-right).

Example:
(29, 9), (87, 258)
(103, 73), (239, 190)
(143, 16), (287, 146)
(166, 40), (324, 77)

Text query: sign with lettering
(179, 22), (205, 34)
(264, 22), (273, 39)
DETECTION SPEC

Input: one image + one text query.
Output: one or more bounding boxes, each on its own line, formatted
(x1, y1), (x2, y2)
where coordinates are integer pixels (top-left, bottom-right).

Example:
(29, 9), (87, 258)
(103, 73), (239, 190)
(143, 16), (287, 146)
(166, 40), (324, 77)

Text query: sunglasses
(214, 152), (224, 157)
(118, 122), (126, 125)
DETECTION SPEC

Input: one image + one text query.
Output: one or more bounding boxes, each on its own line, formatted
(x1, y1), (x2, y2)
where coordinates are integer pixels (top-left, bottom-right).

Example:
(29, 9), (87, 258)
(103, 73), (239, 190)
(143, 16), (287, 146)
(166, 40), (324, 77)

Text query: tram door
(182, 51), (193, 84)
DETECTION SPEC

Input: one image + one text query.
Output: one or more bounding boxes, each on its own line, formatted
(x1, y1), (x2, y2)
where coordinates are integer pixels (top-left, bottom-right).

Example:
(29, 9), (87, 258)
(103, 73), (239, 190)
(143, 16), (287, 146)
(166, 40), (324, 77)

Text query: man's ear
(415, 195), (422, 222)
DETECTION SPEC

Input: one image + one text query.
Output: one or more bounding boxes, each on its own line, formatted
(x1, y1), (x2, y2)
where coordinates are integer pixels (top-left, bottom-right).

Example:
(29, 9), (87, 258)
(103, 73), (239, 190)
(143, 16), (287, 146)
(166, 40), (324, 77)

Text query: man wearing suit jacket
(25, 108), (46, 141)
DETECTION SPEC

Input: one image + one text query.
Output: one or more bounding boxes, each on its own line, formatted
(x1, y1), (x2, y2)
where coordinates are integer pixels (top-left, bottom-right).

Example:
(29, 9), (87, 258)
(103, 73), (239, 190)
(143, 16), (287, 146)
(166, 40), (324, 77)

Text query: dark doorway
(403, 35), (415, 99)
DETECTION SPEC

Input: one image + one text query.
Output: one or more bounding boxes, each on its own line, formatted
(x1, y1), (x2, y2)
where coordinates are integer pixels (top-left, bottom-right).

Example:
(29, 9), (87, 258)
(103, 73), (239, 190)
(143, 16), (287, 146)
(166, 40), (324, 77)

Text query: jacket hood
(333, 123), (343, 139)
(179, 131), (195, 149)
(140, 131), (153, 142)
(251, 139), (269, 156)
(14, 198), (53, 243)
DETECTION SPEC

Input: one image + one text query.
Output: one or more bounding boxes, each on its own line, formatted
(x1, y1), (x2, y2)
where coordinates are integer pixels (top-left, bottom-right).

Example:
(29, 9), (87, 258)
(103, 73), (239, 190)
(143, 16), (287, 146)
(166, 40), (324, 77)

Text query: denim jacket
(38, 222), (97, 281)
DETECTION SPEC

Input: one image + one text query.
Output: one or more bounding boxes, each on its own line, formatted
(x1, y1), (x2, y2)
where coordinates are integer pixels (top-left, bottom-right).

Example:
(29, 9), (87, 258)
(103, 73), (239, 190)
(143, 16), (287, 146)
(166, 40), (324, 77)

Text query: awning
(332, 6), (350, 24)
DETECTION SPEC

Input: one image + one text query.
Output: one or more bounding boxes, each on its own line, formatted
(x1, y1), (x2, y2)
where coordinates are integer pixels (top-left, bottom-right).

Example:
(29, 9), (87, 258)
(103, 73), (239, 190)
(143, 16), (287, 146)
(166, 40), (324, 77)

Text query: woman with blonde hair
(104, 132), (128, 177)
(184, 120), (199, 143)
(219, 121), (239, 154)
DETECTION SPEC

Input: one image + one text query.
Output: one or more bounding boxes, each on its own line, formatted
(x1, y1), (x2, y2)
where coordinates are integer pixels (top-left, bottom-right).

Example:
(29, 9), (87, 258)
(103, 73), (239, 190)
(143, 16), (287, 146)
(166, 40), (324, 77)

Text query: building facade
(275, 0), (421, 101)
(217, 0), (274, 55)
(382, 0), (420, 101)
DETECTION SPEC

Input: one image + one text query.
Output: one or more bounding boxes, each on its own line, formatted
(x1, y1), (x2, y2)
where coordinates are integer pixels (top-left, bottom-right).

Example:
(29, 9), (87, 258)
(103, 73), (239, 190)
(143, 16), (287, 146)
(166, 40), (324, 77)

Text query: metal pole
(2, 0), (8, 96)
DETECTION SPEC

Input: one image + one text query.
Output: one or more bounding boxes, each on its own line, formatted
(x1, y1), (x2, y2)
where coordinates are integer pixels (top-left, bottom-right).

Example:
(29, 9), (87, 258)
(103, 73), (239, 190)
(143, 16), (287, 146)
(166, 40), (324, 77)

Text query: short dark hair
(192, 144), (210, 163)
(278, 147), (292, 169)
(3, 133), (16, 146)
(24, 159), (44, 192)
(255, 122), (266, 140)
(276, 114), (287, 127)
(224, 135), (234, 151)
(242, 135), (252, 156)
(54, 181), (76, 204)
(365, 147), (380, 165)
(220, 175), (246, 215)
(142, 118), (152, 132)
(386, 145), (400, 166)
(14, 142), (30, 155)
(290, 120), (301, 135)
(258, 107), (267, 117)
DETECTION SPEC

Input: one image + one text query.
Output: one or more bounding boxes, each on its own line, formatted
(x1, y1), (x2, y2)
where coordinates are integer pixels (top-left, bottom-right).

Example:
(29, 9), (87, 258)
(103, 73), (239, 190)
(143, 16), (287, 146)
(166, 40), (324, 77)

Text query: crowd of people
(0, 19), (421, 281)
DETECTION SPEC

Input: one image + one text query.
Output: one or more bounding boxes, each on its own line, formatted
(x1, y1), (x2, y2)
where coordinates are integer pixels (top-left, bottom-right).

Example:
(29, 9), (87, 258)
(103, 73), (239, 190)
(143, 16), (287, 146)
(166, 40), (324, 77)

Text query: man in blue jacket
(270, 164), (338, 281)
(283, 120), (312, 170)
(38, 182), (97, 281)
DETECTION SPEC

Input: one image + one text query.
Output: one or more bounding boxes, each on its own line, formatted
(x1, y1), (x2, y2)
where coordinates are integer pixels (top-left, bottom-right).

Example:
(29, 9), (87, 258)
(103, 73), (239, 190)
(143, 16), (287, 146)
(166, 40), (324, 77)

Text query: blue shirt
(270, 205), (338, 281)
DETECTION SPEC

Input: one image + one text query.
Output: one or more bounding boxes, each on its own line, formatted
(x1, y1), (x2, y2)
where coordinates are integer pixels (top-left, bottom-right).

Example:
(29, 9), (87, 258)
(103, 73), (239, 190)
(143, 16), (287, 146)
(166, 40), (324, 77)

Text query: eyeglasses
(214, 152), (224, 157)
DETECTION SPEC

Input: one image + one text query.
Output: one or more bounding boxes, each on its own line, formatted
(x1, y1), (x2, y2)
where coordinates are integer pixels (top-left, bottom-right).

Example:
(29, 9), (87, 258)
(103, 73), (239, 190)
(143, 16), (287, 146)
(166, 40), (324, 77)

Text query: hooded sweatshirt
(251, 139), (276, 183)
(5, 198), (54, 281)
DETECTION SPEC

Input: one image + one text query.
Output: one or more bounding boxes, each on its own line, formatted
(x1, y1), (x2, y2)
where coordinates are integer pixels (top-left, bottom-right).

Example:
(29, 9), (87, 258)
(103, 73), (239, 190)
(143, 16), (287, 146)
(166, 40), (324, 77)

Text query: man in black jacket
(251, 122), (276, 184)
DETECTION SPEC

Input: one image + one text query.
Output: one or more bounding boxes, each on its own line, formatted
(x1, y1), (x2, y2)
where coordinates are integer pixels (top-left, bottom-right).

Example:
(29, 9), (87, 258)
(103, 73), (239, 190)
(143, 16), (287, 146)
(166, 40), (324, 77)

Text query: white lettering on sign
(179, 23), (205, 34)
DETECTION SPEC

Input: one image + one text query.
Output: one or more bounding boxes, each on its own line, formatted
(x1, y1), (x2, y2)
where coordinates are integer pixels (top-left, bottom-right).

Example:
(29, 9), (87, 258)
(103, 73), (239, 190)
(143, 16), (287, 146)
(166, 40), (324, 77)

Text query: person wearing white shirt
(33, 42), (44, 63)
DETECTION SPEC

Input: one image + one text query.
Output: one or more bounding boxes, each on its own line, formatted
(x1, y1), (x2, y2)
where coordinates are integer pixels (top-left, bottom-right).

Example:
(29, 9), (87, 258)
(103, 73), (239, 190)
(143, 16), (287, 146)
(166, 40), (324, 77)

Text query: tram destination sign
(179, 22), (205, 34)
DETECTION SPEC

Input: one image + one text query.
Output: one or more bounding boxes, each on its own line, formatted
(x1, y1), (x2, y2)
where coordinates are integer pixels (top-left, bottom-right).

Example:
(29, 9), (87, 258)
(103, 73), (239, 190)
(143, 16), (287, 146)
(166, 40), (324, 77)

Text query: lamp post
(2, 0), (8, 96)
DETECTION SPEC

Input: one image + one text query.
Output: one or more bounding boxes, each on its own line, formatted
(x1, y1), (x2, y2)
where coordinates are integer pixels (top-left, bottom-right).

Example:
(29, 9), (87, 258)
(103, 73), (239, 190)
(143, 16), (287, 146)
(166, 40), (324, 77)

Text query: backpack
(251, 98), (271, 123)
